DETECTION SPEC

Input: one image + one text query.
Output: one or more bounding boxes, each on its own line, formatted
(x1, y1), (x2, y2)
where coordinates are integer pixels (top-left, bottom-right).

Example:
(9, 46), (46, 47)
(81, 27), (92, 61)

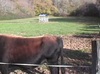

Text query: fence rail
(0, 62), (91, 74)
(0, 62), (90, 68)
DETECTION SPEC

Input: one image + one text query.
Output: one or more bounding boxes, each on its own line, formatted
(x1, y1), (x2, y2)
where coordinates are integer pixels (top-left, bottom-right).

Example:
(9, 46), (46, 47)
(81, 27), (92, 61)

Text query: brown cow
(0, 35), (64, 74)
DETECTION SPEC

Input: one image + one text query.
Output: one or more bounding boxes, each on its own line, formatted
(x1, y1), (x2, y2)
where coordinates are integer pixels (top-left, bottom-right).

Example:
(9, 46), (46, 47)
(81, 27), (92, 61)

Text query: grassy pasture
(0, 17), (100, 37)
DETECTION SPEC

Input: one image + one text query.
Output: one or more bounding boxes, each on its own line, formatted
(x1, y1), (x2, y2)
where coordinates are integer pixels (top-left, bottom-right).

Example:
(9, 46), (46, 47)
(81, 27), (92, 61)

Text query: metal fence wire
(0, 62), (91, 74)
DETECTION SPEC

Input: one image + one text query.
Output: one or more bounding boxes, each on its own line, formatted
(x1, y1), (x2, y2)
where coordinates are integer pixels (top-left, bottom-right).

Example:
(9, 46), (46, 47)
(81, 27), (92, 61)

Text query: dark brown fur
(0, 35), (63, 74)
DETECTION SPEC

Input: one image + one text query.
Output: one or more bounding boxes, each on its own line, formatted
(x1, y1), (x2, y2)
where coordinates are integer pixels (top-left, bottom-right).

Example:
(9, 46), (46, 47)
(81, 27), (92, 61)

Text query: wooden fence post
(91, 40), (97, 74)
(96, 40), (100, 74)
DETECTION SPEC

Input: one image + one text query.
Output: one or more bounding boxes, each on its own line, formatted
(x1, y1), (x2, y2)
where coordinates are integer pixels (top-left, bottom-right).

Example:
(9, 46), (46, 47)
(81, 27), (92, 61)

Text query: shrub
(70, 3), (99, 17)
(34, 0), (58, 16)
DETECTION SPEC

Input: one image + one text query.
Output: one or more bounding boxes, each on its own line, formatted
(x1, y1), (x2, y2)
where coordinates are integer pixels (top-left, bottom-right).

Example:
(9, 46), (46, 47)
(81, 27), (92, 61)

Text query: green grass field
(0, 16), (100, 37)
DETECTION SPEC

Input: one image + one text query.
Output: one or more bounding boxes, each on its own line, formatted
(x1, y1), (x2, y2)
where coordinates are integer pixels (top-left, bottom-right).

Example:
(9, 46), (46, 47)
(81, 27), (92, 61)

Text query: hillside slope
(0, 0), (34, 19)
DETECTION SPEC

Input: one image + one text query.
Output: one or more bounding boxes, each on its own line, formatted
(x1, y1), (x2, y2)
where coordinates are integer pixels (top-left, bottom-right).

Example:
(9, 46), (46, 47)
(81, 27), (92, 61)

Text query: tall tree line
(52, 0), (100, 16)
(0, 0), (34, 19)
(0, 0), (99, 19)
(96, 0), (100, 16)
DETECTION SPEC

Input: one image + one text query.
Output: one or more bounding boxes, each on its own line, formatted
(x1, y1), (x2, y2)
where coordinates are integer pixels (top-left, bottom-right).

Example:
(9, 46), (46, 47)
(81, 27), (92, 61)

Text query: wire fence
(0, 62), (91, 74)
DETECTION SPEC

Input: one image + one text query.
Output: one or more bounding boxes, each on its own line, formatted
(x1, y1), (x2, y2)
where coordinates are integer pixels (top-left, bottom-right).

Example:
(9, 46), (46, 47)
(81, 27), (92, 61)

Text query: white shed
(39, 14), (49, 22)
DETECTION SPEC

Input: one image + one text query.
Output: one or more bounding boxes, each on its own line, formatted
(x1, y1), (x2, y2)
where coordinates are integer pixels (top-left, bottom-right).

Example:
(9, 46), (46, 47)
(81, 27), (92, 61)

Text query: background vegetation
(34, 0), (58, 15)
(0, 0), (100, 18)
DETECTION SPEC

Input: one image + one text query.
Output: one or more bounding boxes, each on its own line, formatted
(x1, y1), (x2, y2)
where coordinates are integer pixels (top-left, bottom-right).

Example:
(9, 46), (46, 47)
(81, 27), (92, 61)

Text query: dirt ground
(61, 35), (93, 74)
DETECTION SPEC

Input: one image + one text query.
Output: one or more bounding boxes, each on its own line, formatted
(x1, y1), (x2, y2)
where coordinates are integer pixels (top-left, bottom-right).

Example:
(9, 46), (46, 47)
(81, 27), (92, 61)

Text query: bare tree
(52, 0), (98, 16)
(0, 0), (34, 19)
(96, 0), (100, 16)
